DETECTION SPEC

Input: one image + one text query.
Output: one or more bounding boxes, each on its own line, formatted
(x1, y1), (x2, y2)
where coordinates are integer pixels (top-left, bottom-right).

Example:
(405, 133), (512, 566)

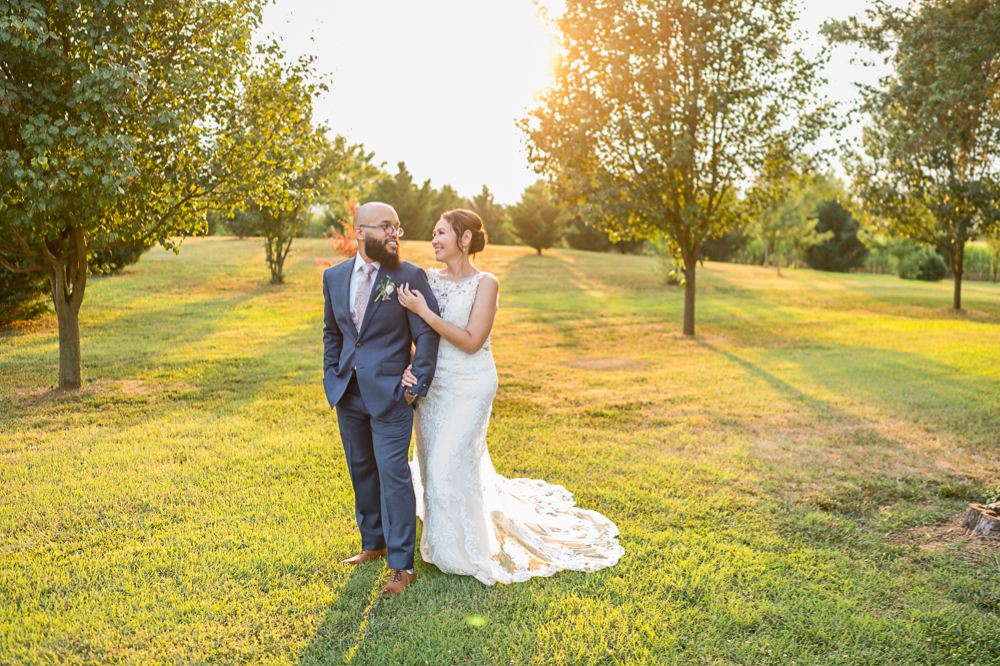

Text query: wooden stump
(963, 503), (1000, 539)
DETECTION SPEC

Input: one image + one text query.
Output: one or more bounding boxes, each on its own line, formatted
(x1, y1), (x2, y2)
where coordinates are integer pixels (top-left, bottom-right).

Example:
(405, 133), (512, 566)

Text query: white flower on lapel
(374, 276), (396, 303)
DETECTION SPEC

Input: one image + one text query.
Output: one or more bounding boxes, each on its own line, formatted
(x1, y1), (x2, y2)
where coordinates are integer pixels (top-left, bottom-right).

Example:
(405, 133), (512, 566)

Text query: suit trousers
(336, 373), (416, 570)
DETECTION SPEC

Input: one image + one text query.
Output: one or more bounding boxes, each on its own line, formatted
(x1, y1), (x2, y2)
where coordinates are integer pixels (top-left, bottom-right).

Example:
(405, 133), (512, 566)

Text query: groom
(322, 202), (440, 597)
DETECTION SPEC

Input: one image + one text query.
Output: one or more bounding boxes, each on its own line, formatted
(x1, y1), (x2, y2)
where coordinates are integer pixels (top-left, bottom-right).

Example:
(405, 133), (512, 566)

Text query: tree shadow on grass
(698, 337), (1000, 485)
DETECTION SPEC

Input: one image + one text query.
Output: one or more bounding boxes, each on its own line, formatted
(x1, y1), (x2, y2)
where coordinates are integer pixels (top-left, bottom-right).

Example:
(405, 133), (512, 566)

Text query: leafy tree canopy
(0, 0), (316, 387)
(824, 0), (1000, 309)
(522, 0), (830, 334)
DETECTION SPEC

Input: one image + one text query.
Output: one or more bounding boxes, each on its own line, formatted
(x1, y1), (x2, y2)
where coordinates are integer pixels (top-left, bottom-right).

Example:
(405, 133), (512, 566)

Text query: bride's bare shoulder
(477, 272), (498, 288)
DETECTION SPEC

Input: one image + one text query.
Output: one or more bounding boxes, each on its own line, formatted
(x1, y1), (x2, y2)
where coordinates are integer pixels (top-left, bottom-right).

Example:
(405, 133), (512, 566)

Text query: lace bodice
(426, 269), (494, 354)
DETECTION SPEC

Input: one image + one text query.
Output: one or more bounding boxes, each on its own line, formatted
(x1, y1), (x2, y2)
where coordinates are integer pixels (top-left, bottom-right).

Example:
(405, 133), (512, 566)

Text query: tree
(522, 0), (829, 334)
(699, 229), (747, 263)
(751, 171), (839, 274)
(0, 0), (302, 388)
(370, 162), (469, 240)
(565, 216), (614, 252)
(509, 181), (566, 255)
(372, 162), (436, 240)
(825, 0), (1000, 309)
(804, 201), (869, 272)
(321, 136), (384, 234)
(470, 185), (515, 246)
(225, 50), (330, 284)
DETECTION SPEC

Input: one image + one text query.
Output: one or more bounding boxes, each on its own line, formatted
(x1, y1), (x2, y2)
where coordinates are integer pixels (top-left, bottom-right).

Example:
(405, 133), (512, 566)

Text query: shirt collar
(353, 253), (380, 274)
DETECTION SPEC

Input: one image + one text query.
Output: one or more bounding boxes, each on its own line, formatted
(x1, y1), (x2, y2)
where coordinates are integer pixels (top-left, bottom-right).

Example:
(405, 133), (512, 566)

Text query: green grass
(2, 238), (1000, 665)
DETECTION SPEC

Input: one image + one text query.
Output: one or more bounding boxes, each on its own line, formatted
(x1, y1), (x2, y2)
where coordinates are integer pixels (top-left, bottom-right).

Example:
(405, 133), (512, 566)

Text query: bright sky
(259, 0), (893, 205)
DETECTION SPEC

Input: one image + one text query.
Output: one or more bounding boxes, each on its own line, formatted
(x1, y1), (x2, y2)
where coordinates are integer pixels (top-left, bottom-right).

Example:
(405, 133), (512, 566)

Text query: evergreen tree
(370, 162), (465, 240)
(804, 201), (869, 272)
(509, 182), (566, 255)
(470, 185), (515, 246)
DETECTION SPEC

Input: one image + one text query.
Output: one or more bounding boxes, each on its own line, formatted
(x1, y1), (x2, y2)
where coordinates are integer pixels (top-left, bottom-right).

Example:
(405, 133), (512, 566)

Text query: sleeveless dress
(410, 269), (624, 585)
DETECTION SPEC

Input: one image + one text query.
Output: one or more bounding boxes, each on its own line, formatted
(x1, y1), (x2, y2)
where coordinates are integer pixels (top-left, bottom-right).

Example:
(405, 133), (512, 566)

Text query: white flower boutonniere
(374, 276), (396, 303)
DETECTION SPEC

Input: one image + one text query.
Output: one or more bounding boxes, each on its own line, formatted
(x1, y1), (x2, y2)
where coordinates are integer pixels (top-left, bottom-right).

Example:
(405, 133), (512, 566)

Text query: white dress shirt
(349, 253), (380, 313)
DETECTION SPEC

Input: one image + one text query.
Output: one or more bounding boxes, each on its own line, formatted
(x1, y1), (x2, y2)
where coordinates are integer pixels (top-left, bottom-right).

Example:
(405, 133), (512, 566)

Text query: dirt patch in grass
(934, 307), (997, 319)
(12, 379), (194, 407)
(888, 510), (1000, 565)
(565, 357), (644, 371)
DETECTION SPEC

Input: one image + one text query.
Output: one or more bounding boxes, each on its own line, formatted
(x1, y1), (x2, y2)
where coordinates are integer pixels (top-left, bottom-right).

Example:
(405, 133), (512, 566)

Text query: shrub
(898, 246), (949, 281)
(700, 228), (747, 262)
(803, 200), (869, 272)
(565, 217), (645, 254)
(0, 262), (49, 328)
(89, 244), (152, 275)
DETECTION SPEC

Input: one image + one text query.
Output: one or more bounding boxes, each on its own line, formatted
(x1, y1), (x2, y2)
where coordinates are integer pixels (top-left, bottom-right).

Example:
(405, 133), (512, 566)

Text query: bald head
(353, 202), (399, 228)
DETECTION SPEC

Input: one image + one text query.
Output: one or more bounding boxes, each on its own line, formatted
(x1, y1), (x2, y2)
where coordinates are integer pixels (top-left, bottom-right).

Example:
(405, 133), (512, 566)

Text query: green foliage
(825, 0), (1000, 308)
(0, 0), (315, 386)
(960, 242), (996, 282)
(88, 244), (152, 276)
(981, 230), (1000, 283)
(0, 254), (48, 327)
(898, 246), (950, 282)
(370, 162), (469, 241)
(219, 209), (259, 239)
(223, 48), (331, 284)
(508, 181), (566, 255)
(804, 200), (869, 272)
(320, 136), (384, 233)
(565, 217), (646, 254)
(523, 0), (830, 333)
(469, 185), (515, 246)
(699, 229), (747, 263)
(751, 171), (842, 273)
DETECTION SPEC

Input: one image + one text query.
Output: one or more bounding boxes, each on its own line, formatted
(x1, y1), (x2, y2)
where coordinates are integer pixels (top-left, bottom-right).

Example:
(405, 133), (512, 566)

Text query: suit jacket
(322, 258), (440, 419)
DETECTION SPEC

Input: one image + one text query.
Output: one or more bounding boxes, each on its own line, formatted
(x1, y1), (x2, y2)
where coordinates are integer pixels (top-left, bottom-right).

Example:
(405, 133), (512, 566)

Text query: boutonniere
(374, 276), (396, 303)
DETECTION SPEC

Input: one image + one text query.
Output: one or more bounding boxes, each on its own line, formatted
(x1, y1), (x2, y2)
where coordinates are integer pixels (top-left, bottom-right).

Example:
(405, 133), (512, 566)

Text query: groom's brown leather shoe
(381, 569), (416, 597)
(341, 548), (387, 566)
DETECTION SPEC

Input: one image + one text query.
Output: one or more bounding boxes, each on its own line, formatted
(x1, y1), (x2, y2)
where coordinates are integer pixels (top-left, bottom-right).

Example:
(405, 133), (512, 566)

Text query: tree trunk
(54, 290), (82, 388)
(536, 248), (542, 255)
(45, 226), (88, 389)
(683, 261), (696, 336)
(952, 242), (964, 311)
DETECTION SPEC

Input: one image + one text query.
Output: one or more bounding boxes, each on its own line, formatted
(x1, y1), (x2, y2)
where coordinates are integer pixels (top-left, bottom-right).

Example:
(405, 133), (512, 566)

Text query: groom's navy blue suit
(323, 257), (440, 570)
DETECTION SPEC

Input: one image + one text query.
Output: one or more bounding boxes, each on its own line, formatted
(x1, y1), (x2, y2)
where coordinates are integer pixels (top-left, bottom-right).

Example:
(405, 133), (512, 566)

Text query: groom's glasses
(359, 224), (404, 237)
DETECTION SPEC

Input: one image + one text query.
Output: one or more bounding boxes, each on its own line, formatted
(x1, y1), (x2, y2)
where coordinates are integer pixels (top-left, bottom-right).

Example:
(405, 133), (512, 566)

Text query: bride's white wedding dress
(410, 269), (624, 585)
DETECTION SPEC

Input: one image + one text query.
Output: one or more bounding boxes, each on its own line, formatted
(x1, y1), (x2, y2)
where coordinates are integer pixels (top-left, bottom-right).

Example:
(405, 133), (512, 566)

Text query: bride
(396, 210), (624, 585)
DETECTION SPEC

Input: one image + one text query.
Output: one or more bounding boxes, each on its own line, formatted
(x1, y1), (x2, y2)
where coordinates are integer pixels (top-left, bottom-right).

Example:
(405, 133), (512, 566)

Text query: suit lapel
(357, 264), (394, 339)
(337, 259), (357, 339)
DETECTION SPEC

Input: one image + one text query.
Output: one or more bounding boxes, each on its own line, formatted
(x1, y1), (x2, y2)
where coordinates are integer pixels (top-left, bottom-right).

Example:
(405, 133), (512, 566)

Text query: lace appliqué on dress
(410, 269), (624, 585)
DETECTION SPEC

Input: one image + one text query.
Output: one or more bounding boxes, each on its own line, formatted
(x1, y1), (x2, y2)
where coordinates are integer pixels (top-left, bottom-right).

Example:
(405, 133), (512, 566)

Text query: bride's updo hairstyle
(442, 209), (488, 258)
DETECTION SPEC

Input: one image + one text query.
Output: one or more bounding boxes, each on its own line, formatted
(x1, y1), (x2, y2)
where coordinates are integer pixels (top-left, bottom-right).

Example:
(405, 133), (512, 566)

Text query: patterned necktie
(353, 263), (376, 332)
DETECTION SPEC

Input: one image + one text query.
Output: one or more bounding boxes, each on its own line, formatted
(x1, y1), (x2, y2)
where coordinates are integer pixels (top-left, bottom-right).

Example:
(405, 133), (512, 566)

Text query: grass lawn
(2, 237), (999, 665)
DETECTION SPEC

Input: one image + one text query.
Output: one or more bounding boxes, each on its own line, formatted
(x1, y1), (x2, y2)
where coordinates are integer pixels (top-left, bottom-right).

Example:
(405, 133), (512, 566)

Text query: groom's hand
(402, 365), (419, 404)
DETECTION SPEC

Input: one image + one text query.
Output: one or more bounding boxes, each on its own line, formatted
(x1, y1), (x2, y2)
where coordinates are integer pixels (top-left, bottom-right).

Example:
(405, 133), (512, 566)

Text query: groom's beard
(365, 234), (401, 270)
